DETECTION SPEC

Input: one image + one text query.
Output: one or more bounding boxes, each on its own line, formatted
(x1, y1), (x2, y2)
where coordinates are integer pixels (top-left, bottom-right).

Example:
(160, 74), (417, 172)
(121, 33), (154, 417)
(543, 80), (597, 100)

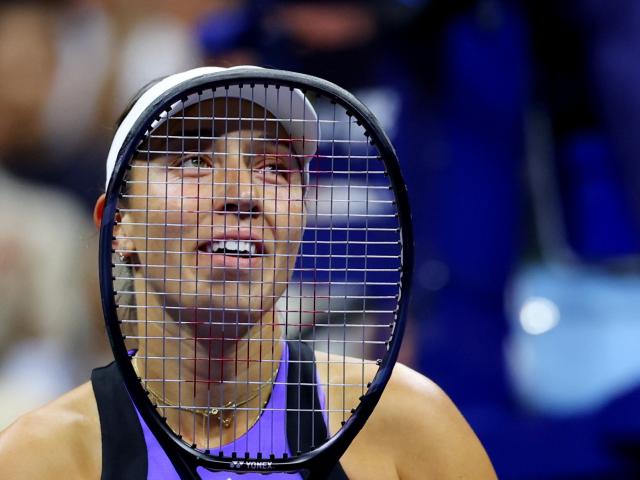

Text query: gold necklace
(132, 357), (276, 429)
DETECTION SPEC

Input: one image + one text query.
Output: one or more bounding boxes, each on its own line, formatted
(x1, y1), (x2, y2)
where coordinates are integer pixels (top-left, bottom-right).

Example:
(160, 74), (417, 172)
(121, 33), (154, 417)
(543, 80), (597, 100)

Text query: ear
(94, 193), (136, 260)
(93, 193), (106, 230)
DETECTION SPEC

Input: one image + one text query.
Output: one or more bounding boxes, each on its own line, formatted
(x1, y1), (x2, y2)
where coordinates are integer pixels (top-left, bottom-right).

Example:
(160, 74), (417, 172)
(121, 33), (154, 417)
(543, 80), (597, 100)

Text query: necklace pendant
(219, 406), (234, 428)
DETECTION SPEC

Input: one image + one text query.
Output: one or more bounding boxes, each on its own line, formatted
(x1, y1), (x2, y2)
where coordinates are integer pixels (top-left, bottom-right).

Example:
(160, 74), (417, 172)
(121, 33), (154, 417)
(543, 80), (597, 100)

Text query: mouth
(197, 239), (263, 257)
(196, 231), (266, 260)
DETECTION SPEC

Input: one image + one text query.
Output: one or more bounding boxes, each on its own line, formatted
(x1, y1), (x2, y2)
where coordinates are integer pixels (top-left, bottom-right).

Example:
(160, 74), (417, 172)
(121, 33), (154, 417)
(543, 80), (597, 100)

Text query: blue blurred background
(1, 0), (639, 478)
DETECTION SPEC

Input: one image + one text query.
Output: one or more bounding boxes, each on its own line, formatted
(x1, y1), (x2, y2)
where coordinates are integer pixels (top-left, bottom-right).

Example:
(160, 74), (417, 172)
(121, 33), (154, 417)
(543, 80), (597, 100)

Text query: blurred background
(1, 0), (639, 478)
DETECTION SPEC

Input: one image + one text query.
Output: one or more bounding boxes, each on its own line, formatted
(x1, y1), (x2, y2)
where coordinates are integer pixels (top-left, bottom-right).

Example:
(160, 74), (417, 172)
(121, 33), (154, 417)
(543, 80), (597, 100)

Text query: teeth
(205, 240), (257, 255)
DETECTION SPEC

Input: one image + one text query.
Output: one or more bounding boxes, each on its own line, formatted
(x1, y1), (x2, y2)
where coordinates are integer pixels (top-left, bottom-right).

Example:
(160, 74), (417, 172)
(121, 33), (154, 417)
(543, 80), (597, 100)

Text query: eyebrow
(255, 136), (293, 151)
(151, 129), (202, 158)
(141, 132), (301, 168)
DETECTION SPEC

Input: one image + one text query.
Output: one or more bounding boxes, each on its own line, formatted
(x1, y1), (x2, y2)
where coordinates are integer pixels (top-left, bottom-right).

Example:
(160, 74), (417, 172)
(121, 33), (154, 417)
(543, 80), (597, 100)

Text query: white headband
(105, 66), (318, 190)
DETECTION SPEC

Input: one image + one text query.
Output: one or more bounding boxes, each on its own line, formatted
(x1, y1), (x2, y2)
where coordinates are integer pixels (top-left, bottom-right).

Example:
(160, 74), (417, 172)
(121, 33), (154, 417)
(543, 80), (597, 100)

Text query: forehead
(162, 97), (289, 139)
(142, 97), (294, 159)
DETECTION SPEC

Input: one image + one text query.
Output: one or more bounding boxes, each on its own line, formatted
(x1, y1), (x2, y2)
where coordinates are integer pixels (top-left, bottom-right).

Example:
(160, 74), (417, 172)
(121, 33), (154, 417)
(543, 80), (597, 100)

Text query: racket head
(98, 67), (413, 476)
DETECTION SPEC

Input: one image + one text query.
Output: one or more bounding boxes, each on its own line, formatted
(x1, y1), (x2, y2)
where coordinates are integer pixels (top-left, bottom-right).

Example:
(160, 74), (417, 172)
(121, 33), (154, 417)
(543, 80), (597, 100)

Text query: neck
(133, 314), (284, 447)
(134, 313), (283, 398)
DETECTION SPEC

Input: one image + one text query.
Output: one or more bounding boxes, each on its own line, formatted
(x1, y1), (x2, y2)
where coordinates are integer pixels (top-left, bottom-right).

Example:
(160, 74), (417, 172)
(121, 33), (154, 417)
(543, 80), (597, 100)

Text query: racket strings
(112, 83), (402, 458)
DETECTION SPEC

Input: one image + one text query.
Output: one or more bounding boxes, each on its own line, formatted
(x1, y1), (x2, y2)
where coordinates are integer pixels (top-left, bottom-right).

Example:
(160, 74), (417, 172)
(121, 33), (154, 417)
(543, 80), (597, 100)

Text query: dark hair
(115, 76), (168, 128)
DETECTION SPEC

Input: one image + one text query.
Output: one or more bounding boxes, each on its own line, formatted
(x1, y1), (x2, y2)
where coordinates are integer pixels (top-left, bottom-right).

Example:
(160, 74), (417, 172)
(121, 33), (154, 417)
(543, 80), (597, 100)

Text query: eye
(262, 162), (282, 174)
(178, 155), (212, 170)
(258, 158), (289, 179)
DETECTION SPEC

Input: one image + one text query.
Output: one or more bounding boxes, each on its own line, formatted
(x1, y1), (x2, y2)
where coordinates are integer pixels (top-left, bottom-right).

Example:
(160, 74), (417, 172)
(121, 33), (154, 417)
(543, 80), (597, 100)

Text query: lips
(198, 239), (262, 256)
(196, 230), (265, 269)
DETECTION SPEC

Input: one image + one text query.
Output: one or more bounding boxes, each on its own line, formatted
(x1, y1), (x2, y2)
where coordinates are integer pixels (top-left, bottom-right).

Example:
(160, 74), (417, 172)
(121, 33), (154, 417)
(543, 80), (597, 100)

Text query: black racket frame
(99, 68), (414, 479)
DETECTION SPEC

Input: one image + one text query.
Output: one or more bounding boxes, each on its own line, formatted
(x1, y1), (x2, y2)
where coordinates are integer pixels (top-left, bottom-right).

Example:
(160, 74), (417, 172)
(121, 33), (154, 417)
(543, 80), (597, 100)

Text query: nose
(212, 165), (261, 219)
(220, 194), (259, 217)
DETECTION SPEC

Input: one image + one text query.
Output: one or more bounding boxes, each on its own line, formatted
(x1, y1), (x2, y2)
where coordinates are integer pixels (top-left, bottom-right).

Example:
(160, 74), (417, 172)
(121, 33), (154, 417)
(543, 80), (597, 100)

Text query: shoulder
(370, 363), (497, 480)
(317, 352), (496, 479)
(0, 382), (101, 479)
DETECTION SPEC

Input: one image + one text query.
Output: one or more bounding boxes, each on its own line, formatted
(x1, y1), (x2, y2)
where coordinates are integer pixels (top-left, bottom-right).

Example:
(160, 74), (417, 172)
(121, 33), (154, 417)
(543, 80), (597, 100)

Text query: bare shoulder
(372, 363), (497, 480)
(0, 382), (101, 479)
(315, 352), (496, 480)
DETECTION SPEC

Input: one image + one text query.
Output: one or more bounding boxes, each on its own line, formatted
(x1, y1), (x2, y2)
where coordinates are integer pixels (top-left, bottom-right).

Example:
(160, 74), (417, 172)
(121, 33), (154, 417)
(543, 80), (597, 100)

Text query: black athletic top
(91, 342), (350, 479)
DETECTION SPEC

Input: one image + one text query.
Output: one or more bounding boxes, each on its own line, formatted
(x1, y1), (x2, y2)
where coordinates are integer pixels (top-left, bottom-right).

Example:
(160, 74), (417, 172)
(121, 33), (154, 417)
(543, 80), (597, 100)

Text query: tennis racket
(99, 66), (413, 479)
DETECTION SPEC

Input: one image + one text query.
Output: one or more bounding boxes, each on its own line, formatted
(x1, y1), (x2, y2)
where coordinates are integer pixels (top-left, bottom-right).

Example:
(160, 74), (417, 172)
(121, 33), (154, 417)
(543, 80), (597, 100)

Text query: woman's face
(117, 98), (305, 326)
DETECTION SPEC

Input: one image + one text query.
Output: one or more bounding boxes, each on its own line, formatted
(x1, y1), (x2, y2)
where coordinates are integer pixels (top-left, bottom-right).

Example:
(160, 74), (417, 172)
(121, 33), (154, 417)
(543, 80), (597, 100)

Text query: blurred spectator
(0, 3), (57, 159)
(0, 1), (106, 428)
(97, 0), (204, 118)
(12, 0), (220, 209)
(525, 0), (640, 262)
(257, 0), (418, 88)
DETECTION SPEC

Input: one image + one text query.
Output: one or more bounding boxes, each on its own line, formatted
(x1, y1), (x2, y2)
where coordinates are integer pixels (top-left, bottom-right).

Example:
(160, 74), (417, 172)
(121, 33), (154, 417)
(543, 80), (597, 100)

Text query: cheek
(164, 182), (200, 214)
(131, 182), (200, 247)
(272, 194), (305, 240)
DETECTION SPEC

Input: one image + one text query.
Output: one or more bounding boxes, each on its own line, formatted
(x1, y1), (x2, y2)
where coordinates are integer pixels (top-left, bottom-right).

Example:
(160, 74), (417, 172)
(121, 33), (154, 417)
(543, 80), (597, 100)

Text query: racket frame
(99, 68), (414, 478)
